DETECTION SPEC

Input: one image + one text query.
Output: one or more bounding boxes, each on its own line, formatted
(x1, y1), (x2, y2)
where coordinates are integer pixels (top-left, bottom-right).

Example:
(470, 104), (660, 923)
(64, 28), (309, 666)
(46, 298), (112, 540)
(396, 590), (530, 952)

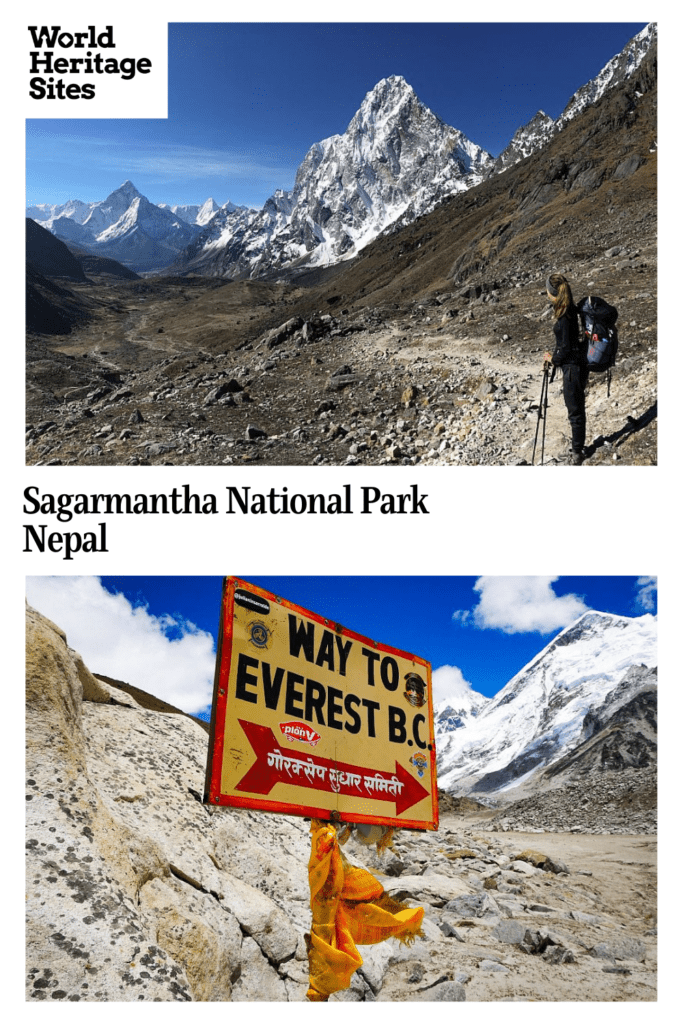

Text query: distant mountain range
(27, 183), (246, 275)
(27, 183), (222, 234)
(27, 23), (655, 278)
(436, 611), (657, 798)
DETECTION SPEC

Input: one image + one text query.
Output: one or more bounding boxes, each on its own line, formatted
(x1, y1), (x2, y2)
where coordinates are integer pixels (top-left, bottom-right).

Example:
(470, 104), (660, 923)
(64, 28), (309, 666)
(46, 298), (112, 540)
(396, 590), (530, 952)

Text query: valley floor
(26, 253), (657, 467)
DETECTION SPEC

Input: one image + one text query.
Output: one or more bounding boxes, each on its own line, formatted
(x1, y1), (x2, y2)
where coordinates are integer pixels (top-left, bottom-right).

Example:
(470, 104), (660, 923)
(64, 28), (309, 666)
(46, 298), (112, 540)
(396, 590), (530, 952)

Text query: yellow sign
(204, 578), (438, 830)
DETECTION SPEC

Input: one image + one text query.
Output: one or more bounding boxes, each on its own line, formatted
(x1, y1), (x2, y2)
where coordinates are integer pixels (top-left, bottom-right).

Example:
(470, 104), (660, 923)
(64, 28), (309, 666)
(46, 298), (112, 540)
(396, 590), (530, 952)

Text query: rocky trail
(26, 249), (657, 468)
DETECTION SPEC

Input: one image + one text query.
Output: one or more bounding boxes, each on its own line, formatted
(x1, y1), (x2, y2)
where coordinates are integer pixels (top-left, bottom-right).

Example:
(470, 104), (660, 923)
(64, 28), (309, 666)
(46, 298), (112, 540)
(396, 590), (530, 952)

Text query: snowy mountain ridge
(173, 74), (494, 279)
(555, 22), (656, 132)
(436, 611), (657, 798)
(433, 688), (490, 739)
(26, 24), (656, 277)
(492, 23), (656, 175)
(27, 181), (225, 235)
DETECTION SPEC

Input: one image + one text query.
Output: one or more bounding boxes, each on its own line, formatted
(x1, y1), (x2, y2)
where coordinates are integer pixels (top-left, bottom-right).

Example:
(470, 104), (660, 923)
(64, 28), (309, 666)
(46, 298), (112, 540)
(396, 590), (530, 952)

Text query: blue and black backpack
(577, 295), (619, 370)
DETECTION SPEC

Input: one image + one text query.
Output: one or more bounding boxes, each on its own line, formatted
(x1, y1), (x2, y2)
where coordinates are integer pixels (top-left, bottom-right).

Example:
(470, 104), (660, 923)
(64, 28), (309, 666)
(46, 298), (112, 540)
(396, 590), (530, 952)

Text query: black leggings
(561, 363), (589, 452)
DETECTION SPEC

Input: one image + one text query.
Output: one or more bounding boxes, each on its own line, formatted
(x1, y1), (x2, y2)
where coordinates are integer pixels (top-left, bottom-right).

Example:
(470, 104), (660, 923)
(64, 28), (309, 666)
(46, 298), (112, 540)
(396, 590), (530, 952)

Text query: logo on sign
(409, 752), (428, 778)
(403, 672), (427, 708)
(279, 721), (321, 747)
(247, 619), (272, 649)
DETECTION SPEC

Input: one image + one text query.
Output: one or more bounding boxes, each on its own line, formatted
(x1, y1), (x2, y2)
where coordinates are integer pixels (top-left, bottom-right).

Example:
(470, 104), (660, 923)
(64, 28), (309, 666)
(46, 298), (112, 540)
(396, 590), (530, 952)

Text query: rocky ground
(26, 242), (656, 468)
(26, 605), (657, 1003)
(351, 813), (657, 1002)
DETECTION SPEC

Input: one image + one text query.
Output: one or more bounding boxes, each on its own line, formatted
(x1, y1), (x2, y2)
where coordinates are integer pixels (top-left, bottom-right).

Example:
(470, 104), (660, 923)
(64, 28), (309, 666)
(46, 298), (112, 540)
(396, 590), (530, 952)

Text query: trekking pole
(532, 363), (550, 465)
(540, 364), (555, 465)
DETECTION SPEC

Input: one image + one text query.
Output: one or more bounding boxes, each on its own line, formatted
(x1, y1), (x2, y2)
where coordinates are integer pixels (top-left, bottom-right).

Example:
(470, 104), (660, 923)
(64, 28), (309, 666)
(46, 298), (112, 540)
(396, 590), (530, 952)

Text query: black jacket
(550, 302), (587, 366)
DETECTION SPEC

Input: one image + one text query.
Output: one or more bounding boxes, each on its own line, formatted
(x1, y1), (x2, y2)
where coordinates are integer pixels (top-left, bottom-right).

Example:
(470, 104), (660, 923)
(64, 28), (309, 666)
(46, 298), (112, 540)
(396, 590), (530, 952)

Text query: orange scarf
(306, 820), (424, 1001)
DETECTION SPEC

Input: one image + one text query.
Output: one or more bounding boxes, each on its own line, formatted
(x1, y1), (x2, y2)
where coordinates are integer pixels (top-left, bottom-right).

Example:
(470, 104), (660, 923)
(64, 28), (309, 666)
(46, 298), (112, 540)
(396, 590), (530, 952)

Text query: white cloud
(120, 145), (295, 185)
(26, 577), (215, 715)
(451, 609), (471, 626)
(36, 132), (296, 187)
(635, 576), (657, 611)
(432, 664), (473, 705)
(455, 576), (588, 635)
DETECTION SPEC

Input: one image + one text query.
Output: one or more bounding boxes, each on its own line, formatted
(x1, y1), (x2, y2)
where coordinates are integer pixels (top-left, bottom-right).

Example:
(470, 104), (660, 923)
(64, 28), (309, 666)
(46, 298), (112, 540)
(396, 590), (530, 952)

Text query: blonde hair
(547, 273), (574, 319)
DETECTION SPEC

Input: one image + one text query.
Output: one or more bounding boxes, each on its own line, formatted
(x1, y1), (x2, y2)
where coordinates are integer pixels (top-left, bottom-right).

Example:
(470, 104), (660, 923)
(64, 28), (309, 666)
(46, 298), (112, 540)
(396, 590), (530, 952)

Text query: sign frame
(204, 577), (439, 831)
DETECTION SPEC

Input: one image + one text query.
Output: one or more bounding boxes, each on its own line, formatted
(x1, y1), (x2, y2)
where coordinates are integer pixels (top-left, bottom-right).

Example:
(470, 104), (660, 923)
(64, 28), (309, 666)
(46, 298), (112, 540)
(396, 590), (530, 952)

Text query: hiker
(543, 272), (589, 465)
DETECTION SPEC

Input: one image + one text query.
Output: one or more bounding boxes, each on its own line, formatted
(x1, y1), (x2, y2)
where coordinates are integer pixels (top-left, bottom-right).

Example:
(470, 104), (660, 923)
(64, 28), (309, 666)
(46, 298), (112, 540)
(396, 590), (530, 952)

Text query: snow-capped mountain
(28, 181), (205, 273)
(172, 75), (494, 279)
(555, 22), (656, 132)
(27, 197), (92, 226)
(433, 689), (490, 739)
(95, 193), (196, 245)
(158, 198), (227, 227)
(78, 180), (145, 236)
(436, 612), (657, 797)
(88, 193), (201, 271)
(491, 111), (556, 175)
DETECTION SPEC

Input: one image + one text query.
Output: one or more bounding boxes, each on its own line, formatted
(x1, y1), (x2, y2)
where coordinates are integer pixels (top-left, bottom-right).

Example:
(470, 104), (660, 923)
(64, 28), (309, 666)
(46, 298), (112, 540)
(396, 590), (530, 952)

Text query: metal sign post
(204, 577), (438, 831)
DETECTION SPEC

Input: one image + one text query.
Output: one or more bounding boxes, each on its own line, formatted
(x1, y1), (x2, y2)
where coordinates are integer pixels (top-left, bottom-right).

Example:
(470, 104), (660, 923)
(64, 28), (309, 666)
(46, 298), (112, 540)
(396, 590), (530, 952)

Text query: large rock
(383, 873), (470, 906)
(25, 605), (309, 1002)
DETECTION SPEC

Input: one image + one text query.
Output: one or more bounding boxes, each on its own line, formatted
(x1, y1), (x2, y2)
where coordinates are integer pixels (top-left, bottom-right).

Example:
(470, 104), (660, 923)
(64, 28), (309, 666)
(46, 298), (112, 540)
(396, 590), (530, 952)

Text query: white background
(8, 2), (676, 1018)
(24, 20), (168, 118)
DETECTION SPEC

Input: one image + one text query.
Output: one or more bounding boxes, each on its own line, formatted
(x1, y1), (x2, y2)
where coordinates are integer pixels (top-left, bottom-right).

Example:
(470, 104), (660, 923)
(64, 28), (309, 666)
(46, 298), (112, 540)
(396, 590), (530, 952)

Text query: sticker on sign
(204, 577), (438, 831)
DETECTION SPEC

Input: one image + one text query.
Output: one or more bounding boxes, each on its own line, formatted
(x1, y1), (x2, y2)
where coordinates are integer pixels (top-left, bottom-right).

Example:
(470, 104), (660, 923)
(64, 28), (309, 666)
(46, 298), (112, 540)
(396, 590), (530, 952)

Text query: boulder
(589, 938), (647, 963)
(384, 873), (470, 906)
(420, 980), (467, 1000)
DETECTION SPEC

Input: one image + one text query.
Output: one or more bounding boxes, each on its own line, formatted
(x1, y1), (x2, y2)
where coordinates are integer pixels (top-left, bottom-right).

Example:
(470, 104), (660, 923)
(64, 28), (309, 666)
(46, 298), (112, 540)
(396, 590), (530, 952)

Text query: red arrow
(235, 719), (429, 816)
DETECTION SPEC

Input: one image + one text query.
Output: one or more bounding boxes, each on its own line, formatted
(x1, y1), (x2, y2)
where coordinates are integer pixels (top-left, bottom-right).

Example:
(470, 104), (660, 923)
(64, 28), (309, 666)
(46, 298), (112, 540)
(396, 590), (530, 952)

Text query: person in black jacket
(543, 272), (589, 465)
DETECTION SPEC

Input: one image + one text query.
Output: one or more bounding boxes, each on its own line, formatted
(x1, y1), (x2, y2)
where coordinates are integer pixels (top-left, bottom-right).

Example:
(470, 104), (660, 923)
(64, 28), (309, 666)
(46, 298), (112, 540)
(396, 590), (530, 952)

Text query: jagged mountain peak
(500, 611), (656, 693)
(491, 109), (557, 173)
(545, 610), (655, 653)
(520, 109), (554, 132)
(39, 179), (204, 273)
(434, 687), (490, 738)
(353, 74), (417, 119)
(556, 22), (657, 131)
(348, 74), (463, 153)
(108, 179), (143, 200)
(491, 23), (655, 175)
(97, 192), (201, 248)
(367, 73), (411, 95)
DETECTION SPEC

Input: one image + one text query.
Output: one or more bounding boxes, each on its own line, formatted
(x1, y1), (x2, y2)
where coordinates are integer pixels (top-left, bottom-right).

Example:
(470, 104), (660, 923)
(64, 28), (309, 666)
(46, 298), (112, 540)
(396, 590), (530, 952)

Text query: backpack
(577, 295), (619, 372)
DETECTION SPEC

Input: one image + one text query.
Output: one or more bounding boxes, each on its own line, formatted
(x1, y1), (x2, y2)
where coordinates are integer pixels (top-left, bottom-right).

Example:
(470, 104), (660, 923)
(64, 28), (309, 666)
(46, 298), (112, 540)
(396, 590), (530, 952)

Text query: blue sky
(26, 22), (648, 208)
(25, 576), (657, 720)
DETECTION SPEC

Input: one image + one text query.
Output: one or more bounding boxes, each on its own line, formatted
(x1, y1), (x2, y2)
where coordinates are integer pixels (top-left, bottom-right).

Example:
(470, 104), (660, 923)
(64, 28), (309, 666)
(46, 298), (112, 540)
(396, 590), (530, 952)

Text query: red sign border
(204, 577), (439, 831)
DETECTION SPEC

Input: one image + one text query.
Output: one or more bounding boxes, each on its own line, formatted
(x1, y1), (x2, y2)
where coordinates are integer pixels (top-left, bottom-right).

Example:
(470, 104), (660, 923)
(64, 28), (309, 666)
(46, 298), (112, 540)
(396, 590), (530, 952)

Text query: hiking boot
(570, 450), (584, 466)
